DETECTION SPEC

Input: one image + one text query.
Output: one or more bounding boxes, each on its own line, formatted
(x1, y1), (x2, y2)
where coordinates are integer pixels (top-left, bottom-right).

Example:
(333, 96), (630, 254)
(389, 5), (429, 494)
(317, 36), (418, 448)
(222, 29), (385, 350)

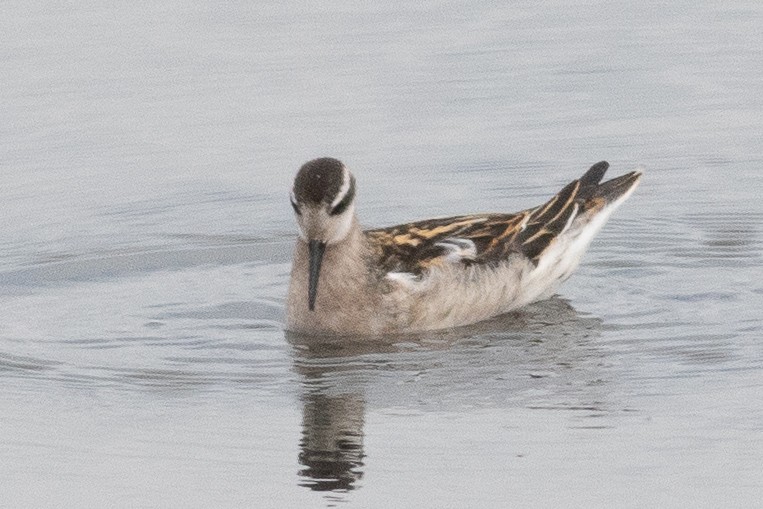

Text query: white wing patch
(386, 271), (420, 287)
(385, 238), (477, 289)
(435, 238), (477, 262)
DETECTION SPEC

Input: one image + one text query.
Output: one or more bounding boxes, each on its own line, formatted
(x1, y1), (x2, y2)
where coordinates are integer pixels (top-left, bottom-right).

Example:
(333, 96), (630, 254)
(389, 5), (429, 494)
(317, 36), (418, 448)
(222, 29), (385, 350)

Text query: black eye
(330, 194), (351, 216)
(329, 179), (355, 216)
(290, 198), (301, 216)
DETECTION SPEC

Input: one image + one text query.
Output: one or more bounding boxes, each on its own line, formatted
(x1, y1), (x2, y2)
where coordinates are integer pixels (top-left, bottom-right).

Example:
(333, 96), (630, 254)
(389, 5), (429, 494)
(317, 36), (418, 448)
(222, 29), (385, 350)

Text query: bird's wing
(365, 162), (633, 276)
(365, 212), (529, 275)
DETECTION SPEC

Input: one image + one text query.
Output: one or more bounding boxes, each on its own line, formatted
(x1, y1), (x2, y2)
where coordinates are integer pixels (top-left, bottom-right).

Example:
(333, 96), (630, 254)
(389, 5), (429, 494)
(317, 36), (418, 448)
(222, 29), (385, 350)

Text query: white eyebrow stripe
(330, 165), (351, 209)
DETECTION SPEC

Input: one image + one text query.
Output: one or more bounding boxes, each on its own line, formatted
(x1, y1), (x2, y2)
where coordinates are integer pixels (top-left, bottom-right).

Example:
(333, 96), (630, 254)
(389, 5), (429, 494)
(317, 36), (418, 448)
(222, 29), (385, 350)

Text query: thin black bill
(308, 240), (326, 311)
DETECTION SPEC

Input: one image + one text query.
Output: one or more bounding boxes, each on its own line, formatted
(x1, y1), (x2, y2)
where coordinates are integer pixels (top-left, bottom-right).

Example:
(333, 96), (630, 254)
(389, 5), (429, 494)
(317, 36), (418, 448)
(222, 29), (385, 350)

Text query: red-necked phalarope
(286, 158), (641, 335)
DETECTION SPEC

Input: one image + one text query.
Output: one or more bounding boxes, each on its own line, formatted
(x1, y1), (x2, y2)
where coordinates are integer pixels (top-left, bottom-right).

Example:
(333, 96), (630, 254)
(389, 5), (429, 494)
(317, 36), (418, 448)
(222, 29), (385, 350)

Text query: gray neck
(287, 218), (380, 333)
(319, 219), (370, 285)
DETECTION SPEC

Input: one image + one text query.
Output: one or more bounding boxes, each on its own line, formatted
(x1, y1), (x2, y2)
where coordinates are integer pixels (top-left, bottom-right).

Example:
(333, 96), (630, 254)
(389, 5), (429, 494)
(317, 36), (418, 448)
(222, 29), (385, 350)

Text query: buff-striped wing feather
(365, 161), (639, 275)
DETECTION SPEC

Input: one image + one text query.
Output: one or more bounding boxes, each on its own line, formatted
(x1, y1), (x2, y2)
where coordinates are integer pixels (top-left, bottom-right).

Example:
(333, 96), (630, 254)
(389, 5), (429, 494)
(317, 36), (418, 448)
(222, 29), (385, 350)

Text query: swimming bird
(286, 158), (641, 335)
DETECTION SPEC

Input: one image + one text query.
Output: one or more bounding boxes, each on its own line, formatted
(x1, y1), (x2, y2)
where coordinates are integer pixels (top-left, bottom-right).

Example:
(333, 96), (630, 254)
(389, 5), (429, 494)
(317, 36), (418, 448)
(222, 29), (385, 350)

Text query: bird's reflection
(297, 380), (366, 491)
(287, 297), (604, 494)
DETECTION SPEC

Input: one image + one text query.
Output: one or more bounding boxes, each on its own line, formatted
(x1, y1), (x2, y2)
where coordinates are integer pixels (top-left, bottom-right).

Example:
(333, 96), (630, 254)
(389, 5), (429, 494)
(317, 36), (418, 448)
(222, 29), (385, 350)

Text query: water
(1, 1), (762, 507)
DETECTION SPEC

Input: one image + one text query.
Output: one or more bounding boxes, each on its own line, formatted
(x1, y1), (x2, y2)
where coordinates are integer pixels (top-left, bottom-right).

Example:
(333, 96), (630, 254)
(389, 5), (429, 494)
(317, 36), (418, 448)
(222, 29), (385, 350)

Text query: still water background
(1, 1), (762, 507)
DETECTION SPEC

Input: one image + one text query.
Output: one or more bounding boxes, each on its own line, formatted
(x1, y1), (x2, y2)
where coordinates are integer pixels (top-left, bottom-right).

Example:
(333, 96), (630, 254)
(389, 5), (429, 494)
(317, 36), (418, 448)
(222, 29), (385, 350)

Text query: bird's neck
(287, 217), (380, 333)
(319, 218), (369, 281)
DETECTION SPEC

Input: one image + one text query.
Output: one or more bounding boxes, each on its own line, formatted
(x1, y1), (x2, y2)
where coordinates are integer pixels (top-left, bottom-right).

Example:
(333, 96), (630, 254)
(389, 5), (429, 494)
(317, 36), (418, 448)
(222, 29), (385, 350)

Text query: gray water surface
(2, 1), (762, 508)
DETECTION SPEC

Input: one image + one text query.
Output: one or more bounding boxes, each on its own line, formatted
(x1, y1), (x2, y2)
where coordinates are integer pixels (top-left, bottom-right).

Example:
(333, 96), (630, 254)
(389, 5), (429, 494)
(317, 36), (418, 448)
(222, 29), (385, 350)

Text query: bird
(286, 157), (641, 335)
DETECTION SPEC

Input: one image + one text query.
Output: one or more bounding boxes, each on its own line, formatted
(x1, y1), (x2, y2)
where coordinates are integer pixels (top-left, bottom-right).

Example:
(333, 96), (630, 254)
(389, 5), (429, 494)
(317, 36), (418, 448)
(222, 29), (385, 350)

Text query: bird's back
(364, 162), (642, 331)
(366, 162), (641, 277)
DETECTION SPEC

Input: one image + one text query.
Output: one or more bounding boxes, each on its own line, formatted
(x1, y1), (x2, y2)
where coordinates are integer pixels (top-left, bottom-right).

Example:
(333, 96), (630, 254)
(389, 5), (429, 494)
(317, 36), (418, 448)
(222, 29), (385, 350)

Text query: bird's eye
(329, 179), (355, 216)
(290, 198), (301, 216)
(329, 193), (352, 216)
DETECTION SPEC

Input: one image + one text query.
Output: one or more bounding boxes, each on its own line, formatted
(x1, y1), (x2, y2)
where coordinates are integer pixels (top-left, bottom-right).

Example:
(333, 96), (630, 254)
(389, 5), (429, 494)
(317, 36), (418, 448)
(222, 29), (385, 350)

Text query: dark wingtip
(594, 170), (642, 203)
(579, 161), (609, 187)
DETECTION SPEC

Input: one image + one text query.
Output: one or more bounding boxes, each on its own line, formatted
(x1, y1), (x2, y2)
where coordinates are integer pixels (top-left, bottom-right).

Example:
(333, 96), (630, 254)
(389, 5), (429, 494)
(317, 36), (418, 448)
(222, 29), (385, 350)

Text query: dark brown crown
(293, 157), (347, 205)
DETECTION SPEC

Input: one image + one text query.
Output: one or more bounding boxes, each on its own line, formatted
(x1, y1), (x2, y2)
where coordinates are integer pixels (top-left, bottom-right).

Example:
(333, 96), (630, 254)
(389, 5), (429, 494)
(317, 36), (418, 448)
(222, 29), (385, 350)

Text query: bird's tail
(577, 161), (642, 212)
